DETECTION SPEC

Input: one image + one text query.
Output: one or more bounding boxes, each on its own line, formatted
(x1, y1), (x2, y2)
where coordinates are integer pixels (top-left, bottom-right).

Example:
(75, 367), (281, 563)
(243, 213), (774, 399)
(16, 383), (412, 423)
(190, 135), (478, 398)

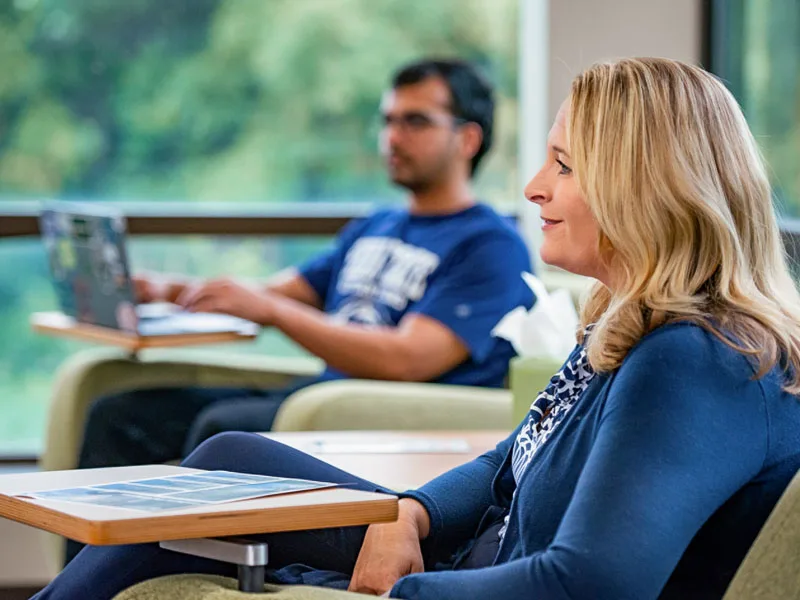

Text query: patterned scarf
(497, 332), (596, 542)
(510, 329), (596, 484)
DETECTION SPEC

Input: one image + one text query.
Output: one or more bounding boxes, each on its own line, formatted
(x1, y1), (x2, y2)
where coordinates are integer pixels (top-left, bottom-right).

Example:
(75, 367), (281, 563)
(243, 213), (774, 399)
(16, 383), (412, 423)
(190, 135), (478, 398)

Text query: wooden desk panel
(262, 431), (509, 489)
(31, 311), (257, 351)
(0, 465), (397, 545)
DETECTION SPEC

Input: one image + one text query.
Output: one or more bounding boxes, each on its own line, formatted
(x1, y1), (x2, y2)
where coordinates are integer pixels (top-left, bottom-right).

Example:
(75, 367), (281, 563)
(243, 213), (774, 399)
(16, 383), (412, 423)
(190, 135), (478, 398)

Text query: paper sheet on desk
(137, 312), (259, 336)
(492, 272), (579, 362)
(17, 470), (335, 512)
(298, 439), (472, 454)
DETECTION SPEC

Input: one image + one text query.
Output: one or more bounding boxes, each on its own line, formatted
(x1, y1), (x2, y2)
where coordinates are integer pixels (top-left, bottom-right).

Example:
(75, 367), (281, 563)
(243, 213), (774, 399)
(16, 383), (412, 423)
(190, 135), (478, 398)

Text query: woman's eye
(556, 159), (572, 175)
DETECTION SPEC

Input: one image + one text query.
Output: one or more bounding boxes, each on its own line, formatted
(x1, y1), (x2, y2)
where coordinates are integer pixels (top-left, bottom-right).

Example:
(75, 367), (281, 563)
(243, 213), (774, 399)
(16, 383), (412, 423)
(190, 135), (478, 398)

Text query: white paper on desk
(136, 312), (259, 336)
(17, 470), (335, 512)
(491, 272), (579, 362)
(135, 302), (180, 319)
(299, 439), (472, 454)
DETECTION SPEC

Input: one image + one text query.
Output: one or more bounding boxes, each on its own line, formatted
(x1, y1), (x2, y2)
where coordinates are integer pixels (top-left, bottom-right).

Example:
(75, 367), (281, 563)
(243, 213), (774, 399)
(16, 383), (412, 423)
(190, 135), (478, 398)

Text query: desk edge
(0, 491), (398, 545)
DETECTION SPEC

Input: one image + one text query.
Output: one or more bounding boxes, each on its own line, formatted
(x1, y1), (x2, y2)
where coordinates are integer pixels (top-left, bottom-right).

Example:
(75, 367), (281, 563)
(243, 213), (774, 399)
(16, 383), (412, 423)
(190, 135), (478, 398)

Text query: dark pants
(34, 433), (431, 600)
(67, 381), (312, 564)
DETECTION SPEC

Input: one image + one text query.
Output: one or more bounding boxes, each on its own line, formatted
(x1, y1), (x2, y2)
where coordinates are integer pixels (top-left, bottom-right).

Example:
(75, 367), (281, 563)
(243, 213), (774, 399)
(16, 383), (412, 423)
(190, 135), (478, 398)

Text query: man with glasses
(68, 57), (533, 562)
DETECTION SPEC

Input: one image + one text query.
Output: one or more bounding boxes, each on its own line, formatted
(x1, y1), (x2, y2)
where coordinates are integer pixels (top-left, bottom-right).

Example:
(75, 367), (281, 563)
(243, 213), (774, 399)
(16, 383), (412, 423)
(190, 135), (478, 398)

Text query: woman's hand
(348, 499), (430, 596)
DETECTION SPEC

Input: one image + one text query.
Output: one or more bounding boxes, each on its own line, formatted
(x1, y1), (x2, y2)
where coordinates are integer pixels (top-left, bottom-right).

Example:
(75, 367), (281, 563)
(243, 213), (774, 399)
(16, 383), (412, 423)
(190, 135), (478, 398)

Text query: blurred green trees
(739, 0), (799, 216)
(0, 0), (519, 204)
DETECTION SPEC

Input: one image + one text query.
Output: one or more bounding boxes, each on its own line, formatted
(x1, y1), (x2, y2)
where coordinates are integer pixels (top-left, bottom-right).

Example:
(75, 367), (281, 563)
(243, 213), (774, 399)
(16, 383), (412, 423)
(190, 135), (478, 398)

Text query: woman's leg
(34, 432), (391, 600)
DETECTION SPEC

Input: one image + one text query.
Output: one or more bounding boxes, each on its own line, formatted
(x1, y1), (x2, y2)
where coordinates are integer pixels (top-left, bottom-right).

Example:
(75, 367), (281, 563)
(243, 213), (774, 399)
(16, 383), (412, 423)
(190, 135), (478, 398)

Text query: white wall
(548, 0), (703, 121)
(519, 0), (703, 272)
(0, 517), (56, 587)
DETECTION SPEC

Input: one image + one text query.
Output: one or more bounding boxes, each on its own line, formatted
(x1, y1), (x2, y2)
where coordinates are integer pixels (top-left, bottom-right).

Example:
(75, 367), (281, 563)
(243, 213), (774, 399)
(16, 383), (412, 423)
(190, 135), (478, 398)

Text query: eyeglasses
(377, 111), (469, 134)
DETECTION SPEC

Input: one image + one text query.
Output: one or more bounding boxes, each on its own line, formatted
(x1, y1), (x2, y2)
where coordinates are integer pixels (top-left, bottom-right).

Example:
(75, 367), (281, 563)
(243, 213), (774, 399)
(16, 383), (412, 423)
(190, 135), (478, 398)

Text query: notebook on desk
(15, 470), (336, 513)
(39, 202), (258, 337)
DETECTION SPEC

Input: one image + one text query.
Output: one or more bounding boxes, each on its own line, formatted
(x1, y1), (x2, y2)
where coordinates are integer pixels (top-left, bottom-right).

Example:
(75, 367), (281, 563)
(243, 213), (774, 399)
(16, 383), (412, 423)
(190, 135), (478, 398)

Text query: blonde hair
(569, 57), (800, 391)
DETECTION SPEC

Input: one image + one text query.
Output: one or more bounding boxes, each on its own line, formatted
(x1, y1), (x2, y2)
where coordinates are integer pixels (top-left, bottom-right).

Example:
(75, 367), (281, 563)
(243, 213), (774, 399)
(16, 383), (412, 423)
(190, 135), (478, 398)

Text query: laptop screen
(39, 204), (138, 332)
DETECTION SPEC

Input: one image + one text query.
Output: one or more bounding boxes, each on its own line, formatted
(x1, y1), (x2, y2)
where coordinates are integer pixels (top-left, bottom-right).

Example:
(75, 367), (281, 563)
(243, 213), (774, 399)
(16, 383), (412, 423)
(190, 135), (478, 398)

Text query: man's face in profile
(379, 77), (464, 192)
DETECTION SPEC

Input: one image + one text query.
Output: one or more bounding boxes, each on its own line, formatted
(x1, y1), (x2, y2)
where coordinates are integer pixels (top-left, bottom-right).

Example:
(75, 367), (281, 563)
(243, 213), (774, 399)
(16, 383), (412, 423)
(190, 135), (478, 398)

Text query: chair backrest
(272, 380), (512, 432)
(722, 468), (800, 600)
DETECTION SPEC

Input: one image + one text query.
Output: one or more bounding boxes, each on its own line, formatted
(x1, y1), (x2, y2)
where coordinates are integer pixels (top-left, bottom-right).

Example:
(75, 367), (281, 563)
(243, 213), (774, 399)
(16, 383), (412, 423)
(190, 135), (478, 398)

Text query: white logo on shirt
(336, 237), (440, 316)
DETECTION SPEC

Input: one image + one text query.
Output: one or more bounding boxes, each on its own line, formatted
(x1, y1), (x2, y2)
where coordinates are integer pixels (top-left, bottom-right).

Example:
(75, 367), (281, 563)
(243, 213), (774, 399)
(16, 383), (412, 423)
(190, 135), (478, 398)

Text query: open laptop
(39, 202), (259, 337)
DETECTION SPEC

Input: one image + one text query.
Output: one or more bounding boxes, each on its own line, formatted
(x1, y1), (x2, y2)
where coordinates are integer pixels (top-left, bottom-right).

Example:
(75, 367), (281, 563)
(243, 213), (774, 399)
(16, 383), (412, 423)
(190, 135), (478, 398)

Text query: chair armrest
(114, 574), (377, 599)
(723, 468), (800, 600)
(272, 379), (512, 432)
(40, 347), (323, 472)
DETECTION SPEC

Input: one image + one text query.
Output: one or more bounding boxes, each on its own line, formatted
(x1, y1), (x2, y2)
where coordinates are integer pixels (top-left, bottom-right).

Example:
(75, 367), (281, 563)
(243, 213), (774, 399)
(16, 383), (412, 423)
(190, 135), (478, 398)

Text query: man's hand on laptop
(132, 274), (171, 304)
(175, 278), (274, 326)
(133, 273), (196, 305)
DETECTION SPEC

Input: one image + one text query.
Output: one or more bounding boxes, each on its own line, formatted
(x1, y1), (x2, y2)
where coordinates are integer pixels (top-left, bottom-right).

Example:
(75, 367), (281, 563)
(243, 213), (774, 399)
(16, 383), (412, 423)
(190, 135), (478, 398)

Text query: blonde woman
(37, 58), (800, 600)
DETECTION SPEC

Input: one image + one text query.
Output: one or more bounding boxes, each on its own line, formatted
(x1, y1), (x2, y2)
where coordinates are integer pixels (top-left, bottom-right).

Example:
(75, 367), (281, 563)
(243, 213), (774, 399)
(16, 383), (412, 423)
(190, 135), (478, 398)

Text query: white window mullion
(517, 0), (550, 274)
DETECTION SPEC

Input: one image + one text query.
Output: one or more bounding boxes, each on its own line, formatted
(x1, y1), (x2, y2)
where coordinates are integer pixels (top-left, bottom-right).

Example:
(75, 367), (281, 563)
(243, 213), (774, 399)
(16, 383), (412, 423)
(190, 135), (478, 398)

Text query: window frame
(705, 0), (800, 263)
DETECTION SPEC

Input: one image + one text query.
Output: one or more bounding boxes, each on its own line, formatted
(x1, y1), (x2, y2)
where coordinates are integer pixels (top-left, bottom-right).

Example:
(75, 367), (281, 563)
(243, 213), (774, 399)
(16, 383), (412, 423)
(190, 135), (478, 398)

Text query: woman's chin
(538, 252), (585, 278)
(538, 247), (563, 270)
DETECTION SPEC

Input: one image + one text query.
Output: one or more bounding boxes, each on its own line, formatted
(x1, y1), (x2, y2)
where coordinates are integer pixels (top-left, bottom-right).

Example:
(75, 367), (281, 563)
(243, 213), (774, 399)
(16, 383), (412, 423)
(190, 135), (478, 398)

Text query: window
(709, 0), (800, 218)
(0, 0), (519, 206)
(0, 0), (520, 452)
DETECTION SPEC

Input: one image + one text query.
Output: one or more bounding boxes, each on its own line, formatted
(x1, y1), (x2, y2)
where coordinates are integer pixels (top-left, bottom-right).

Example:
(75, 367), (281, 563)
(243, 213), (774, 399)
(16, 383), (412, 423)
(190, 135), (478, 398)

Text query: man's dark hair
(391, 58), (495, 176)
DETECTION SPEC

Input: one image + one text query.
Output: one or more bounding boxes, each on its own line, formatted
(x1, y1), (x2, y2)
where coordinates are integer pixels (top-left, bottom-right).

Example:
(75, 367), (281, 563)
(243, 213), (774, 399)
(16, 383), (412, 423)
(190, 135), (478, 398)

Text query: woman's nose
(524, 169), (550, 205)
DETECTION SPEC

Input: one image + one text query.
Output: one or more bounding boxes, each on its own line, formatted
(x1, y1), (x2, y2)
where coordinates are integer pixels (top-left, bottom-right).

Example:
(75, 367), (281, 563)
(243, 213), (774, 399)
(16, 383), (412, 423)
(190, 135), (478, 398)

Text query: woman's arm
(348, 430), (520, 596)
(398, 427), (519, 554)
(390, 326), (770, 600)
(348, 499), (430, 595)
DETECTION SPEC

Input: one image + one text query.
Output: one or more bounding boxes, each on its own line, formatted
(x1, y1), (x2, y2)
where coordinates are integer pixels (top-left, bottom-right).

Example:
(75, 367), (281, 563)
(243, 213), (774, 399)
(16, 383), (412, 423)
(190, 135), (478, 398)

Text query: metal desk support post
(160, 537), (269, 593)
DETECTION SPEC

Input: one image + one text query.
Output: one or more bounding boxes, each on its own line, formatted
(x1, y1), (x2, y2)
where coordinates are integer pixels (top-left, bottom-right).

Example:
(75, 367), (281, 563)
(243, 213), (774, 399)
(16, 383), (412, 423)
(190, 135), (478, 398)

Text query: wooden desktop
(30, 311), (257, 352)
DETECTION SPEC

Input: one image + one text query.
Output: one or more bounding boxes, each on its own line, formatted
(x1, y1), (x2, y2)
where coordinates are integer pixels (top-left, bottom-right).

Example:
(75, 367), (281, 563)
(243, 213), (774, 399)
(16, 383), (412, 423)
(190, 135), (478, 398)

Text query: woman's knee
(182, 431), (266, 469)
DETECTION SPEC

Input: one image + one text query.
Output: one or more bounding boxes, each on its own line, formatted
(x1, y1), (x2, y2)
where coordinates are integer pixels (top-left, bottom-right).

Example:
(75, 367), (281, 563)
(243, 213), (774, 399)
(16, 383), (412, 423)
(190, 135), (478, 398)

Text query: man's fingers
(184, 296), (219, 314)
(131, 276), (152, 303)
(176, 285), (205, 309)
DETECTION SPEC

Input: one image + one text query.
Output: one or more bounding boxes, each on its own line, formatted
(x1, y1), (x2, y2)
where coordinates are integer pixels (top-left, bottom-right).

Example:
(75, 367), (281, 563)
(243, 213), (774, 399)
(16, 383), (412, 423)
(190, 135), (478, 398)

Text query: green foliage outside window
(714, 0), (800, 217)
(0, 0), (519, 204)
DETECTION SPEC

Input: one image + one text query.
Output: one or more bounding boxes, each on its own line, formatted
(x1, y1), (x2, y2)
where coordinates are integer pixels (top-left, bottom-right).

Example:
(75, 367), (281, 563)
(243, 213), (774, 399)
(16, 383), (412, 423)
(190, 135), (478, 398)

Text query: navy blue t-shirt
(298, 204), (534, 388)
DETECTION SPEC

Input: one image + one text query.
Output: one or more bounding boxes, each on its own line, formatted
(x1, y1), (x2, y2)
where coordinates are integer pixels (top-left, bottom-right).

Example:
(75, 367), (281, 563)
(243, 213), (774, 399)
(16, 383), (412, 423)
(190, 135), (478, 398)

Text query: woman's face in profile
(525, 102), (608, 284)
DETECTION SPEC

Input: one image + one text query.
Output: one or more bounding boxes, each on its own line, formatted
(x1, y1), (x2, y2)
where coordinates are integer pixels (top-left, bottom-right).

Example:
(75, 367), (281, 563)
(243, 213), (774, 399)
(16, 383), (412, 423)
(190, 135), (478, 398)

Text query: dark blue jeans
(36, 432), (401, 600)
(77, 382), (315, 469)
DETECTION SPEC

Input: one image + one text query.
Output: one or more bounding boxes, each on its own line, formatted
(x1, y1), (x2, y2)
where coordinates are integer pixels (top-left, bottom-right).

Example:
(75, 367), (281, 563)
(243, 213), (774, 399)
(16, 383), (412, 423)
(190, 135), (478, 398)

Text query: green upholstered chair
(721, 466), (800, 599)
(113, 575), (375, 600)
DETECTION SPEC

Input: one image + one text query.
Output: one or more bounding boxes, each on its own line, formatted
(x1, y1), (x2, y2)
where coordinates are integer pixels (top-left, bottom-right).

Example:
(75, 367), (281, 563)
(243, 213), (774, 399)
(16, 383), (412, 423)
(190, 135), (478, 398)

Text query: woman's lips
(541, 218), (562, 231)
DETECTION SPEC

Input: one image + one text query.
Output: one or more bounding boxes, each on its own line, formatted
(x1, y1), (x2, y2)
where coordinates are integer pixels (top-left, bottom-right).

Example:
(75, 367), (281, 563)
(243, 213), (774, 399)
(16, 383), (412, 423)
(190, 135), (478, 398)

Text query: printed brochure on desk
(16, 470), (336, 513)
